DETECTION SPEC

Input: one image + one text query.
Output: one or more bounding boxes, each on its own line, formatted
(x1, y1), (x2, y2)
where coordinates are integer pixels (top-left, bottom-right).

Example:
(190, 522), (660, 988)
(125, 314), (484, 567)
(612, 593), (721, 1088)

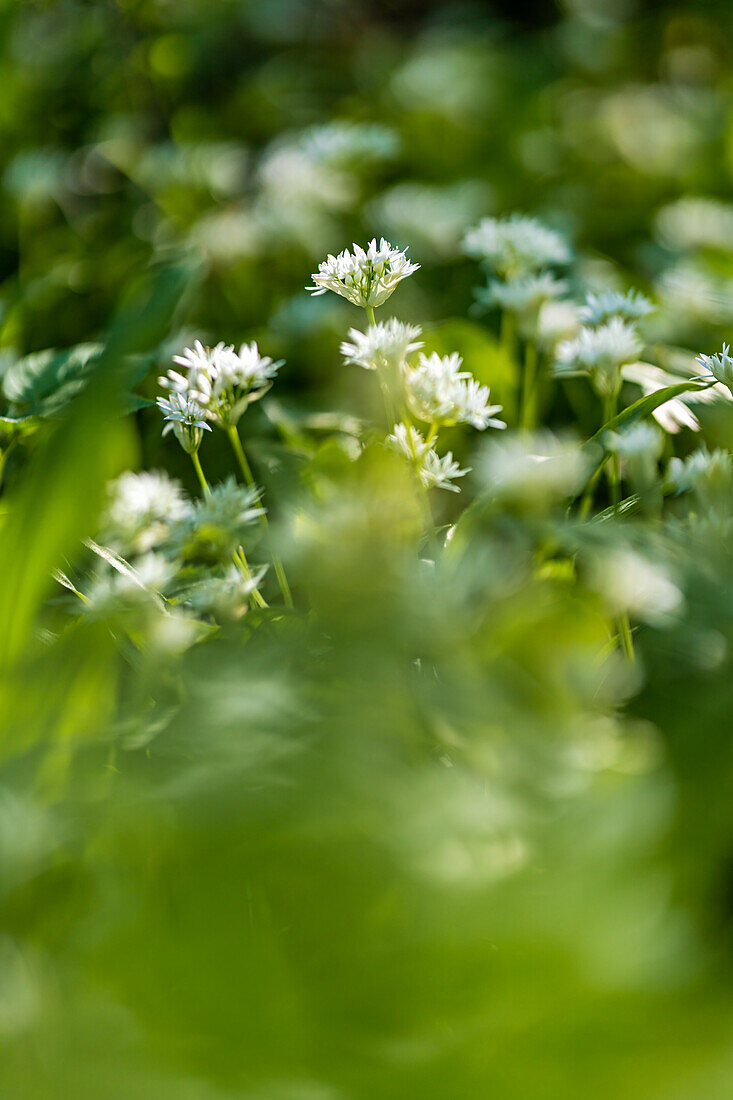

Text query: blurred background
(3, 2), (733, 1097)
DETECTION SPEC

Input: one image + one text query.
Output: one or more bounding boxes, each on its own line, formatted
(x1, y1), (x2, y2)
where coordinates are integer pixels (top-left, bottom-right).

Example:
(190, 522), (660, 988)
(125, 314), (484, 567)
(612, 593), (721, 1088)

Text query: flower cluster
(405, 352), (506, 431)
(696, 343), (733, 396)
(555, 316), (643, 397)
(308, 238), (420, 308)
(387, 423), (469, 493)
(160, 339), (282, 431)
(340, 319), (423, 372)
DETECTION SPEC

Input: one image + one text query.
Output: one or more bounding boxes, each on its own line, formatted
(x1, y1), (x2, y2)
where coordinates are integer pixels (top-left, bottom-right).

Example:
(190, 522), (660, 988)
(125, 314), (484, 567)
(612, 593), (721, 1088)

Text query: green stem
(365, 305), (376, 327)
(190, 450), (210, 497)
(226, 425), (293, 608)
(601, 388), (634, 660)
(521, 340), (538, 431)
(618, 615), (635, 662)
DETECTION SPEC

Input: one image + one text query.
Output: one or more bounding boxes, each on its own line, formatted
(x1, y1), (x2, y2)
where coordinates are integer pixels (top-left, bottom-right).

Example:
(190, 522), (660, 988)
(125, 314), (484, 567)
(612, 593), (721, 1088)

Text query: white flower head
(85, 552), (177, 614)
(162, 340), (282, 428)
(536, 299), (582, 350)
(696, 343), (733, 395)
(463, 214), (570, 277)
(406, 352), (506, 431)
(157, 391), (211, 454)
(668, 447), (733, 515)
(590, 549), (683, 627)
(555, 318), (643, 396)
(308, 238), (420, 308)
(478, 273), (568, 315)
(579, 289), (654, 326)
(340, 319), (423, 371)
(605, 421), (663, 462)
(172, 477), (264, 562)
(387, 422), (470, 493)
(103, 470), (188, 553)
(186, 562), (268, 620)
(478, 432), (592, 509)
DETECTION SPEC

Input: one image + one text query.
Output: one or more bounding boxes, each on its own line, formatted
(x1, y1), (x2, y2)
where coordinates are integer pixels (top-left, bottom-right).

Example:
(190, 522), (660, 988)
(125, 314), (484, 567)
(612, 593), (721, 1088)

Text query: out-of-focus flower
(606, 422), (663, 462)
(696, 343), (733, 396)
(477, 273), (568, 336)
(300, 121), (399, 167)
(668, 447), (733, 518)
(555, 319), (642, 396)
(186, 563), (268, 620)
(340, 319), (423, 371)
(172, 478), (263, 562)
(478, 432), (592, 509)
(580, 289), (654, 326)
(308, 239), (419, 308)
(621, 361), (730, 434)
(654, 196), (733, 253)
(368, 180), (492, 260)
(387, 422), (469, 493)
(655, 262), (733, 328)
(463, 214), (570, 277)
(103, 471), (188, 554)
(405, 352), (505, 430)
(85, 552), (176, 613)
(157, 392), (211, 454)
(536, 300), (582, 350)
(590, 548), (683, 627)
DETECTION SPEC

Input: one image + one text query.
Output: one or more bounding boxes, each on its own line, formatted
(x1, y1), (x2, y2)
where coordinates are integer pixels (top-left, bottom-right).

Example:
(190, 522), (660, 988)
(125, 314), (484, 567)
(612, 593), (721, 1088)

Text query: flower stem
(190, 450), (210, 497)
(365, 305), (376, 326)
(193, 448), (267, 610)
(602, 388), (635, 660)
(226, 425), (293, 608)
(521, 340), (538, 431)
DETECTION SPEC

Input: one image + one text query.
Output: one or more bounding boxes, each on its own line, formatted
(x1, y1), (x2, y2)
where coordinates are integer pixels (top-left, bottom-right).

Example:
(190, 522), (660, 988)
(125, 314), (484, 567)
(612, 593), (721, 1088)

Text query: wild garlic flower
(103, 470), (188, 554)
(620, 360), (730, 434)
(606, 421), (663, 462)
(387, 422), (469, 492)
(462, 215), (570, 277)
(478, 432), (591, 508)
(340, 319), (423, 371)
(157, 392), (211, 454)
(554, 318), (642, 396)
(579, 289), (654, 326)
(308, 238), (420, 308)
(477, 273), (568, 337)
(405, 352), (506, 430)
(185, 563), (268, 620)
(85, 552), (176, 614)
(172, 478), (264, 562)
(668, 447), (733, 514)
(162, 341), (282, 428)
(536, 300), (582, 350)
(696, 343), (733, 396)
(590, 549), (683, 627)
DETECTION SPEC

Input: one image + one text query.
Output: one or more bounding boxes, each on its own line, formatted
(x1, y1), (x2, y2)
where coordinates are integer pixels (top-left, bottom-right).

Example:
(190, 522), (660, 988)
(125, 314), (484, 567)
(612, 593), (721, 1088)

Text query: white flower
(405, 352), (506, 430)
(536, 299), (582, 350)
(85, 552), (176, 613)
(308, 238), (420, 308)
(162, 340), (282, 428)
(590, 549), (683, 627)
(555, 318), (642, 396)
(668, 447), (731, 495)
(387, 422), (469, 493)
(300, 122), (399, 166)
(340, 319), (423, 371)
(185, 563), (268, 619)
(654, 196), (733, 253)
(478, 432), (591, 508)
(479, 273), (567, 313)
(606, 421), (663, 460)
(157, 392), (211, 454)
(580, 289), (654, 325)
(104, 470), (188, 553)
(172, 478), (264, 562)
(462, 214), (570, 277)
(696, 343), (733, 395)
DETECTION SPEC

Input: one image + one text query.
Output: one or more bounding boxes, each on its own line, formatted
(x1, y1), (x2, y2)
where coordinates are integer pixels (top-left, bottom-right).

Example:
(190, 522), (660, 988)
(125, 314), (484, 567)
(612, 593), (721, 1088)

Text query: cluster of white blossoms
(462, 215), (570, 277)
(405, 352), (506, 431)
(696, 343), (733, 396)
(387, 423), (469, 493)
(103, 470), (188, 554)
(308, 238), (420, 308)
(555, 315), (643, 398)
(156, 391), (211, 454)
(464, 215), (571, 339)
(340, 319), (423, 371)
(579, 289), (653, 326)
(159, 338), (282, 433)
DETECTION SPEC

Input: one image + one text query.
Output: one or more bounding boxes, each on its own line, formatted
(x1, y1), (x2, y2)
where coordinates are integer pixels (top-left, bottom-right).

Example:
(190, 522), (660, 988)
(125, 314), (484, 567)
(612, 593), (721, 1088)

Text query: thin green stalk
(521, 340), (538, 431)
(190, 450), (210, 497)
(365, 304), (376, 327)
(192, 448), (267, 610)
(601, 388), (635, 660)
(226, 425), (293, 608)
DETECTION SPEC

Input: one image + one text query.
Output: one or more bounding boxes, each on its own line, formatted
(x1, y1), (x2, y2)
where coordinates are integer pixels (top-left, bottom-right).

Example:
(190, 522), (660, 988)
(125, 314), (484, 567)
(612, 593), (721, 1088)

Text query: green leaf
(590, 380), (713, 447)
